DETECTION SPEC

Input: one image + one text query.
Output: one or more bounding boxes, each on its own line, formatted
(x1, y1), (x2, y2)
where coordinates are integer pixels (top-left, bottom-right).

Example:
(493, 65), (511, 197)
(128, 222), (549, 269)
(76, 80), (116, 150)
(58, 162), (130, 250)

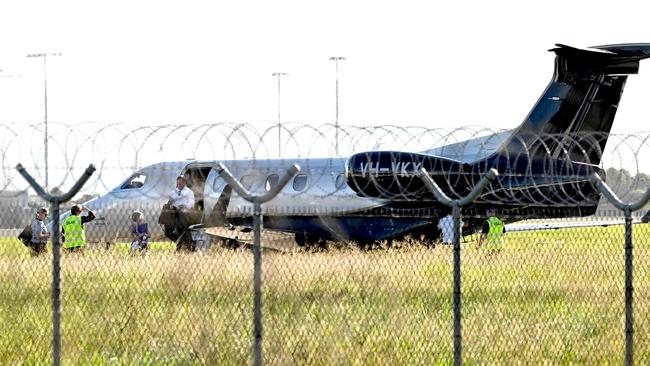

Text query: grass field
(1, 224), (649, 365)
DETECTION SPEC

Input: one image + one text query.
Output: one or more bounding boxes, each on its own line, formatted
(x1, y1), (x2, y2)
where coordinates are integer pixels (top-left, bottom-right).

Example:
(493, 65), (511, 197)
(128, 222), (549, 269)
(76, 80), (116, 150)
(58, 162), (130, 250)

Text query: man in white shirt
(170, 175), (195, 211)
(169, 176), (196, 249)
(437, 212), (463, 245)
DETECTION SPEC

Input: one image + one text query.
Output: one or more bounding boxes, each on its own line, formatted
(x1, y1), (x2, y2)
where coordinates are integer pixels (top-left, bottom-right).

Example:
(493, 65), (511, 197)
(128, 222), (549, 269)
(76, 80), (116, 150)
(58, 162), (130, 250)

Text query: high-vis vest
(486, 216), (505, 250)
(63, 215), (85, 249)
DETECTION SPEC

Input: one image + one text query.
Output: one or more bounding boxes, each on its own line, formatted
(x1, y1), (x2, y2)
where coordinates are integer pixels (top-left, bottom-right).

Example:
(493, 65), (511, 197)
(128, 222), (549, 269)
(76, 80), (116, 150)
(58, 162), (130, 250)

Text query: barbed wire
(1, 122), (649, 206)
(2, 121), (650, 364)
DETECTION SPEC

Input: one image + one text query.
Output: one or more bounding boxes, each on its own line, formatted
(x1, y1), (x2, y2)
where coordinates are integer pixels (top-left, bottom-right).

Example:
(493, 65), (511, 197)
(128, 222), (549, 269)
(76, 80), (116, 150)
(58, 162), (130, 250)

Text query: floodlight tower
(27, 52), (62, 191)
(272, 72), (289, 157)
(329, 56), (345, 155)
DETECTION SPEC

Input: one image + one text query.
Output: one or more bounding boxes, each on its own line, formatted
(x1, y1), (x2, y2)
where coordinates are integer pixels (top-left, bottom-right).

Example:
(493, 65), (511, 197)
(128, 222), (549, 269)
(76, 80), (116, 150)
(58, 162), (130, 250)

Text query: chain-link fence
(1, 122), (650, 364)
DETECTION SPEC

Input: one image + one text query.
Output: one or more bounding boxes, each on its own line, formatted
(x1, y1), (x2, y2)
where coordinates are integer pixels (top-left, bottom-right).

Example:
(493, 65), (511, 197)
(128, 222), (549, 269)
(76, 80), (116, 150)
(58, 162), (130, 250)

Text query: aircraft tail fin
(501, 43), (650, 164)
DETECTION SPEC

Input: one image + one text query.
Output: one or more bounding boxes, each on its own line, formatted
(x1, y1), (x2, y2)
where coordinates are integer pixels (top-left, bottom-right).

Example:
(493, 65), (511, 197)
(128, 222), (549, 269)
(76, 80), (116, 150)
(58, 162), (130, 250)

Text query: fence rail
(1, 122), (650, 364)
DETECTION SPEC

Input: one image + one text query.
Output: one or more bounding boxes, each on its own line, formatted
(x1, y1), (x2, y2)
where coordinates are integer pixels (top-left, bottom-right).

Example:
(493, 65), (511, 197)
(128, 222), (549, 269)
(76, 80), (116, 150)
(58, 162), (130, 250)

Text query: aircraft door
(203, 168), (232, 226)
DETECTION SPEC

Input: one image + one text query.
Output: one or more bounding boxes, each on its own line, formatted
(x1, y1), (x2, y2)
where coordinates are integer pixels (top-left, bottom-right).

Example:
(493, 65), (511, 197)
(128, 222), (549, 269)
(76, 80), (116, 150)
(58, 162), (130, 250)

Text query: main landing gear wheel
(295, 232), (327, 249)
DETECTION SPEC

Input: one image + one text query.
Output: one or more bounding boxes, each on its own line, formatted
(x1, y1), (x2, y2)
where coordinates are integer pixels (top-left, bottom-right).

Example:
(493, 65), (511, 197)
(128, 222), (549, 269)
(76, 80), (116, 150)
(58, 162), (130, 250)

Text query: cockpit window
(119, 174), (146, 190)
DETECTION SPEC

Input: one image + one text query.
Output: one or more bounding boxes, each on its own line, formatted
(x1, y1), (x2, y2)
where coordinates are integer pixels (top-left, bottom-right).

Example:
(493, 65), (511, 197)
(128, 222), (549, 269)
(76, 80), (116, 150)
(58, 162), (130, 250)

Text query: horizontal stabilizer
(550, 43), (650, 76)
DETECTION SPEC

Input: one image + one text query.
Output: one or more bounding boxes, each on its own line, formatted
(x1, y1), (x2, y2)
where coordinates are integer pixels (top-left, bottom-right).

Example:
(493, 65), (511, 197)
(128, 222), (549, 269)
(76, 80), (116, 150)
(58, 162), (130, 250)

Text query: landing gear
(159, 203), (201, 252)
(294, 232), (306, 247)
(295, 232), (327, 249)
(162, 220), (195, 251)
(175, 230), (196, 252)
(163, 224), (180, 243)
(355, 238), (394, 250)
(224, 238), (240, 249)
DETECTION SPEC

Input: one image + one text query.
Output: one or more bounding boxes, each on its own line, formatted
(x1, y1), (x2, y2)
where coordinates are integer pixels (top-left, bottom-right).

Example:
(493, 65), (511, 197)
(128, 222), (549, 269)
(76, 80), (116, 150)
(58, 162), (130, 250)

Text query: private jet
(79, 43), (650, 249)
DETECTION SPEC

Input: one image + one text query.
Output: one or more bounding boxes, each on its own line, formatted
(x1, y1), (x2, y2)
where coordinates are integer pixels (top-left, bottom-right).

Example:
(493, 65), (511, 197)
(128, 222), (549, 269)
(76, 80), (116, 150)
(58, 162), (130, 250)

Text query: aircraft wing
(195, 225), (298, 252)
(505, 218), (644, 232)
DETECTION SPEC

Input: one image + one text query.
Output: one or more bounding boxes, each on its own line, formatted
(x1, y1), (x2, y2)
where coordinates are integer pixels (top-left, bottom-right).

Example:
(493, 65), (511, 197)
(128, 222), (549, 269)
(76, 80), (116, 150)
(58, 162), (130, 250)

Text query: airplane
(642, 209), (650, 224)
(76, 43), (650, 249)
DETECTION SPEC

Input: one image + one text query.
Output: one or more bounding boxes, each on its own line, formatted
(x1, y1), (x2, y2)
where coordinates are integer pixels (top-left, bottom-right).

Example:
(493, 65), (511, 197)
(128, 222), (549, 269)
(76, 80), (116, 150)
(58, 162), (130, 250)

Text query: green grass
(1, 224), (649, 364)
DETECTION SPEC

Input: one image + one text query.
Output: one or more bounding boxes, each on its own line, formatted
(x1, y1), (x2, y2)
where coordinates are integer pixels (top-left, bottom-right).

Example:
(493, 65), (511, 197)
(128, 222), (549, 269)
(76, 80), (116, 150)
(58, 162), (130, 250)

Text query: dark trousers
(175, 210), (188, 235)
(160, 205), (195, 251)
(64, 246), (85, 253)
(29, 242), (47, 256)
(174, 211), (196, 251)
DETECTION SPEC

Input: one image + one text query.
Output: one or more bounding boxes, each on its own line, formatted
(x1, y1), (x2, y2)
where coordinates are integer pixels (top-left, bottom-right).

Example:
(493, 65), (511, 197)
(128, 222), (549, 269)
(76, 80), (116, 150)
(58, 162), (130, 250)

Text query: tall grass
(1, 224), (649, 364)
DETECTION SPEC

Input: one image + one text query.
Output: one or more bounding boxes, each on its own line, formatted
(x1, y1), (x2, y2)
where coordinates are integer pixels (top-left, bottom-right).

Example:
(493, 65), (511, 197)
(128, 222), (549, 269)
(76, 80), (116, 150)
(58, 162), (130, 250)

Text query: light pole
(27, 52), (62, 191)
(329, 56), (345, 155)
(272, 72), (289, 157)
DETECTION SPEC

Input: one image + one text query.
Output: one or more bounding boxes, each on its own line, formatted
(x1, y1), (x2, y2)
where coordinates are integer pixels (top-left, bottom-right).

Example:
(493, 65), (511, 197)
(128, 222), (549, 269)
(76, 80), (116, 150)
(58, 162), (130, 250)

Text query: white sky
(1, 0), (650, 194)
(1, 0), (650, 133)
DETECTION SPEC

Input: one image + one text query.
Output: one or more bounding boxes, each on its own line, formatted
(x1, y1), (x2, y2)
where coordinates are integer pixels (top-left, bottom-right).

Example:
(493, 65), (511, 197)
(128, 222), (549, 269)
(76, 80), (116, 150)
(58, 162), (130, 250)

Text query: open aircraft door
(202, 167), (233, 226)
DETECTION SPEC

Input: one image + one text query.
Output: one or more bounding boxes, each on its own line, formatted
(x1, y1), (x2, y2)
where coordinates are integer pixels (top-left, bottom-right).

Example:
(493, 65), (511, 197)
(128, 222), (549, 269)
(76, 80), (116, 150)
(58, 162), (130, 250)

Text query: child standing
(130, 210), (149, 256)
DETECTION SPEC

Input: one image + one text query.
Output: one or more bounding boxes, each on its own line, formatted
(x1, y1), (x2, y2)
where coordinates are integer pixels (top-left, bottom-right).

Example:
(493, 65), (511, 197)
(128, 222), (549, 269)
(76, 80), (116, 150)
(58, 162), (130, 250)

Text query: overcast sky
(1, 0), (650, 134)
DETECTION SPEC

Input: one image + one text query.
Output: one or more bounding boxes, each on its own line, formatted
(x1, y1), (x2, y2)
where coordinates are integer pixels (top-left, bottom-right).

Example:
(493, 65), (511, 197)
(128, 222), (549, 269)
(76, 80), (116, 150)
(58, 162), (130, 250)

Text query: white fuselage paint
(75, 130), (512, 244)
(80, 157), (388, 243)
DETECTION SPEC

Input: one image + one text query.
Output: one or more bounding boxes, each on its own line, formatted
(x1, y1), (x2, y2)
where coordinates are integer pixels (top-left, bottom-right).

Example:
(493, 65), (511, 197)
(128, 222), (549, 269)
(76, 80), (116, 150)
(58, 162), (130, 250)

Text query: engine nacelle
(345, 151), (471, 200)
(345, 150), (604, 206)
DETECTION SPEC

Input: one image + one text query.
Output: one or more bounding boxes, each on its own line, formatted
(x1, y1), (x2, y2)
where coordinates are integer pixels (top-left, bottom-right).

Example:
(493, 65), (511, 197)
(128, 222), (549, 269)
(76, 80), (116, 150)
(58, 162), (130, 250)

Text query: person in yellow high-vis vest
(62, 204), (95, 253)
(478, 208), (506, 252)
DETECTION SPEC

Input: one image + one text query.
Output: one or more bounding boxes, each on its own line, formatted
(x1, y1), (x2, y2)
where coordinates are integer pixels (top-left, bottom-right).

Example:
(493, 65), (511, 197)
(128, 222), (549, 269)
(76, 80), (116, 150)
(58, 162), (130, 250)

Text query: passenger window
(265, 174), (279, 191)
(240, 175), (255, 190)
(120, 174), (146, 190)
(292, 173), (308, 191)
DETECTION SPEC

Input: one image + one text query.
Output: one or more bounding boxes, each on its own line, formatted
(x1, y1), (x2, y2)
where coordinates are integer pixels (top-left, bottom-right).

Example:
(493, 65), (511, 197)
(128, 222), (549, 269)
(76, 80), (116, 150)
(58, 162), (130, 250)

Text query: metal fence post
(215, 162), (300, 366)
(16, 163), (96, 366)
(591, 173), (650, 366)
(419, 168), (498, 366)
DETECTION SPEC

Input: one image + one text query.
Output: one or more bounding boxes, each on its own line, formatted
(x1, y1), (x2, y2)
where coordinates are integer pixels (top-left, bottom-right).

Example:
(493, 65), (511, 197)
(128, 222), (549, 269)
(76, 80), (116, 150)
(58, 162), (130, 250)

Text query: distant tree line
(27, 189), (99, 213)
(598, 168), (650, 216)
